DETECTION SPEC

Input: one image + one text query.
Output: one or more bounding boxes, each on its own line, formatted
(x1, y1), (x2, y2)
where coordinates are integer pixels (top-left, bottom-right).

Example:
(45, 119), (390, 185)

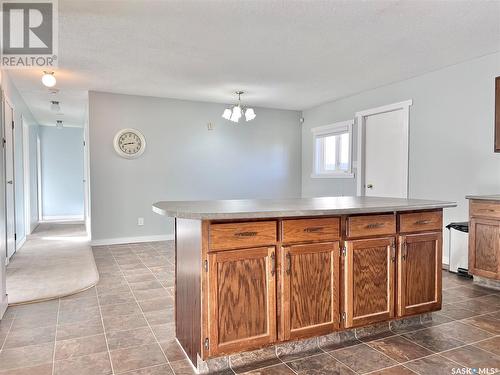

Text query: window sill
(310, 172), (355, 179)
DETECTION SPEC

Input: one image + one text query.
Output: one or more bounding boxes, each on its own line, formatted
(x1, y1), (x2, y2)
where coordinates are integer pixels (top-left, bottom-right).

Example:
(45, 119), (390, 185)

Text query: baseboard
(0, 294), (8, 319)
(29, 221), (39, 234)
(41, 215), (84, 223)
(90, 234), (174, 246)
(16, 236), (26, 251)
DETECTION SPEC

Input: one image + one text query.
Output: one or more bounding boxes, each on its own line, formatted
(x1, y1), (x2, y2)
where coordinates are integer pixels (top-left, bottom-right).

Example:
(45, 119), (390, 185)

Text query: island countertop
(152, 196), (456, 220)
(465, 194), (500, 201)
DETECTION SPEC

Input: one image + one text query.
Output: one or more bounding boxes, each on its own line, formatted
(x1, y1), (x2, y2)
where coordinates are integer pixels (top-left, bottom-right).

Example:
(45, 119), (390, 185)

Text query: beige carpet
(6, 223), (99, 305)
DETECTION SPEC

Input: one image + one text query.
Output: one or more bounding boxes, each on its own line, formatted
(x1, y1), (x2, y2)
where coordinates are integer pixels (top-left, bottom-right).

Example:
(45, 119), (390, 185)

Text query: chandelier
(222, 91), (256, 123)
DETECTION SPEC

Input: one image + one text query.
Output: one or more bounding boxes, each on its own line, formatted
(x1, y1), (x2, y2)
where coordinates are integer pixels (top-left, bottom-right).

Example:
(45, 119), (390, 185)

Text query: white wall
(0, 71), (39, 317)
(28, 125), (39, 230)
(39, 126), (84, 219)
(301, 52), (500, 264)
(89, 91), (302, 244)
(1, 73), (39, 247)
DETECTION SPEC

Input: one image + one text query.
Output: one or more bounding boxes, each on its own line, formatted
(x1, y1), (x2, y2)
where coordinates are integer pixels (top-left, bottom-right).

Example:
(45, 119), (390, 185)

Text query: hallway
(6, 223), (98, 305)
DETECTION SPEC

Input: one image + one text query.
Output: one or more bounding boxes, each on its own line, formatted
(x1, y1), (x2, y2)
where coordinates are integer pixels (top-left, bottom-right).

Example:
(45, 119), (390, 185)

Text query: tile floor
(0, 241), (499, 374)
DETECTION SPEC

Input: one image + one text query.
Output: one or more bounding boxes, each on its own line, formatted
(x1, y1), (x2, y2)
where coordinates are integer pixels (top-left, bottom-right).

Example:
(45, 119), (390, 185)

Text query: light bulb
(230, 105), (242, 122)
(245, 108), (256, 121)
(41, 72), (56, 87)
(222, 108), (232, 120)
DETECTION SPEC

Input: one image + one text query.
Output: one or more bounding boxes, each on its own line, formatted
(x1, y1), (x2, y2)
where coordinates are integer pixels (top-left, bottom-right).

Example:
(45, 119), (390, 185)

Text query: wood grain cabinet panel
(282, 218), (340, 243)
(280, 242), (340, 340)
(399, 211), (442, 233)
(208, 247), (276, 356)
(469, 218), (500, 280)
(397, 232), (442, 316)
(209, 221), (277, 251)
(347, 215), (396, 238)
(344, 237), (395, 328)
(470, 201), (500, 220)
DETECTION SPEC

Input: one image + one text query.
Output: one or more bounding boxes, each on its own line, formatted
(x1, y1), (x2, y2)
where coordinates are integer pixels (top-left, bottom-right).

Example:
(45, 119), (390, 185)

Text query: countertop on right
(466, 195), (500, 201)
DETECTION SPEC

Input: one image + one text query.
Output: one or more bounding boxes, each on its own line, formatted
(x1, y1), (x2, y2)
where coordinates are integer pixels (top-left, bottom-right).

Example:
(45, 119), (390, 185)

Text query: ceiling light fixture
(56, 120), (63, 129)
(41, 71), (56, 87)
(50, 100), (60, 112)
(222, 91), (256, 123)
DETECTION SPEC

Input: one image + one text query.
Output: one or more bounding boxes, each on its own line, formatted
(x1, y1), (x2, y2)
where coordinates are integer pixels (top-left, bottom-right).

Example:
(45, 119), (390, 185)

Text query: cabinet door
(469, 218), (500, 280)
(398, 233), (442, 316)
(208, 247), (276, 356)
(281, 242), (340, 341)
(344, 237), (395, 328)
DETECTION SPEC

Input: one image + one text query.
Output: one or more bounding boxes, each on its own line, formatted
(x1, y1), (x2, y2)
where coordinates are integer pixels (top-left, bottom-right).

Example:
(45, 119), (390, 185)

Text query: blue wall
(39, 126), (84, 218)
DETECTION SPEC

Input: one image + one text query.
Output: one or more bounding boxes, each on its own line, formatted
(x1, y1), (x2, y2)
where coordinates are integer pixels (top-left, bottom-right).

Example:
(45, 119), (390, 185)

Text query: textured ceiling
(7, 0), (500, 127)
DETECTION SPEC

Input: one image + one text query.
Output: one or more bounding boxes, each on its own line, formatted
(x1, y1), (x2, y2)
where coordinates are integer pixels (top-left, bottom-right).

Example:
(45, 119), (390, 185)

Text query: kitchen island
(153, 196), (455, 370)
(466, 195), (500, 287)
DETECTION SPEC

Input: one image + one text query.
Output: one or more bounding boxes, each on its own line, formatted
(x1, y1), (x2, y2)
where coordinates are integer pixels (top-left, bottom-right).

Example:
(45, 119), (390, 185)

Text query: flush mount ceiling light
(41, 71), (56, 87)
(222, 91), (256, 123)
(50, 100), (60, 112)
(56, 120), (63, 129)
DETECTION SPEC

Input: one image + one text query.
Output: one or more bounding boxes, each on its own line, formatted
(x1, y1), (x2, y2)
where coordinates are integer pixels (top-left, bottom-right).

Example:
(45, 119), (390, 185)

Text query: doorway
(4, 97), (16, 261)
(355, 100), (412, 198)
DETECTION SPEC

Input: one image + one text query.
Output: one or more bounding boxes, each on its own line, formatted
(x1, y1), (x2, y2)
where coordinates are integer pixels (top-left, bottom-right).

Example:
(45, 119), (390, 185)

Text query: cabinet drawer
(282, 218), (340, 243)
(470, 200), (500, 219)
(347, 214), (396, 238)
(399, 211), (442, 233)
(209, 221), (277, 251)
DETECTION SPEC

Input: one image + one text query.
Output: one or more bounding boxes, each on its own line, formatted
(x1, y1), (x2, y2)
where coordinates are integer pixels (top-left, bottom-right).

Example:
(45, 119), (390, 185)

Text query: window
(311, 120), (354, 178)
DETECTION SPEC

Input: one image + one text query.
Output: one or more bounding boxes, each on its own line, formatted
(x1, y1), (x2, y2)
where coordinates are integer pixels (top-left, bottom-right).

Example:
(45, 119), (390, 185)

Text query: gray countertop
(152, 196), (456, 220)
(465, 195), (500, 201)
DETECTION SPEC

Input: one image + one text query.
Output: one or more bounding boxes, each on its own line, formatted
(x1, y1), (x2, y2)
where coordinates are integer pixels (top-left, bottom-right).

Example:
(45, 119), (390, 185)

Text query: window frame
(311, 120), (354, 179)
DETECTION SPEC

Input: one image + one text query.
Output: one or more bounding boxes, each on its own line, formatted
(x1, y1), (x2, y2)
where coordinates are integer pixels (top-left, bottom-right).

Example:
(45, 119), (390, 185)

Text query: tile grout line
(0, 316), (14, 352)
(357, 331), (500, 374)
(108, 244), (177, 375)
(51, 298), (61, 375)
(95, 246), (117, 375)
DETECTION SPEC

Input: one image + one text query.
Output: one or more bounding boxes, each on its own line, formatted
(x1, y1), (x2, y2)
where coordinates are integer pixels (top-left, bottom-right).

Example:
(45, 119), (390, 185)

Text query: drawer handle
(270, 251), (276, 276)
(479, 209), (495, 212)
(366, 223), (385, 229)
(234, 231), (258, 237)
(286, 253), (292, 275)
(415, 220), (431, 225)
(304, 227), (323, 233)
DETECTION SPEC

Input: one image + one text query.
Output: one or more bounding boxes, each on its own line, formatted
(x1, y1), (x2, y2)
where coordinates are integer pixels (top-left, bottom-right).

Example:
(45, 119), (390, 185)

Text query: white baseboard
(0, 295), (7, 319)
(29, 220), (39, 234)
(41, 215), (84, 223)
(90, 234), (174, 246)
(16, 236), (26, 251)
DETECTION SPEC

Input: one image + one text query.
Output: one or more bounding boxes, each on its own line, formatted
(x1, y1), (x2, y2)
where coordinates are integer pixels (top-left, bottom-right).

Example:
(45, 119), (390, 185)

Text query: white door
(360, 103), (409, 198)
(4, 101), (15, 260)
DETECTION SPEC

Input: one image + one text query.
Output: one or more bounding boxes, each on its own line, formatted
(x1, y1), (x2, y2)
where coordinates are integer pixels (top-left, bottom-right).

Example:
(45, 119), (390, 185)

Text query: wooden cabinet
(469, 218), (500, 280)
(282, 218), (340, 243)
(208, 247), (276, 356)
(280, 242), (340, 341)
(468, 199), (500, 280)
(344, 237), (395, 328)
(397, 232), (442, 316)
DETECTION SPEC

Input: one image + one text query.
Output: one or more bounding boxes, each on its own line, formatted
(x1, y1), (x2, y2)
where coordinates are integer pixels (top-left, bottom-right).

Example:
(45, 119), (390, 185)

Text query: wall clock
(113, 128), (146, 159)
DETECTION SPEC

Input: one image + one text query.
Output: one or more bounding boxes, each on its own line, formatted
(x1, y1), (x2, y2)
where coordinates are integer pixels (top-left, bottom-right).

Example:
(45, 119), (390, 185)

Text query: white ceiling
(7, 0), (500, 128)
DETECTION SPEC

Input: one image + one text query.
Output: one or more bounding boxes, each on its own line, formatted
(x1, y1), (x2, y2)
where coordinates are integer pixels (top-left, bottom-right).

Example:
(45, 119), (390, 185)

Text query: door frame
(3, 94), (16, 262)
(22, 115), (31, 236)
(355, 100), (412, 197)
